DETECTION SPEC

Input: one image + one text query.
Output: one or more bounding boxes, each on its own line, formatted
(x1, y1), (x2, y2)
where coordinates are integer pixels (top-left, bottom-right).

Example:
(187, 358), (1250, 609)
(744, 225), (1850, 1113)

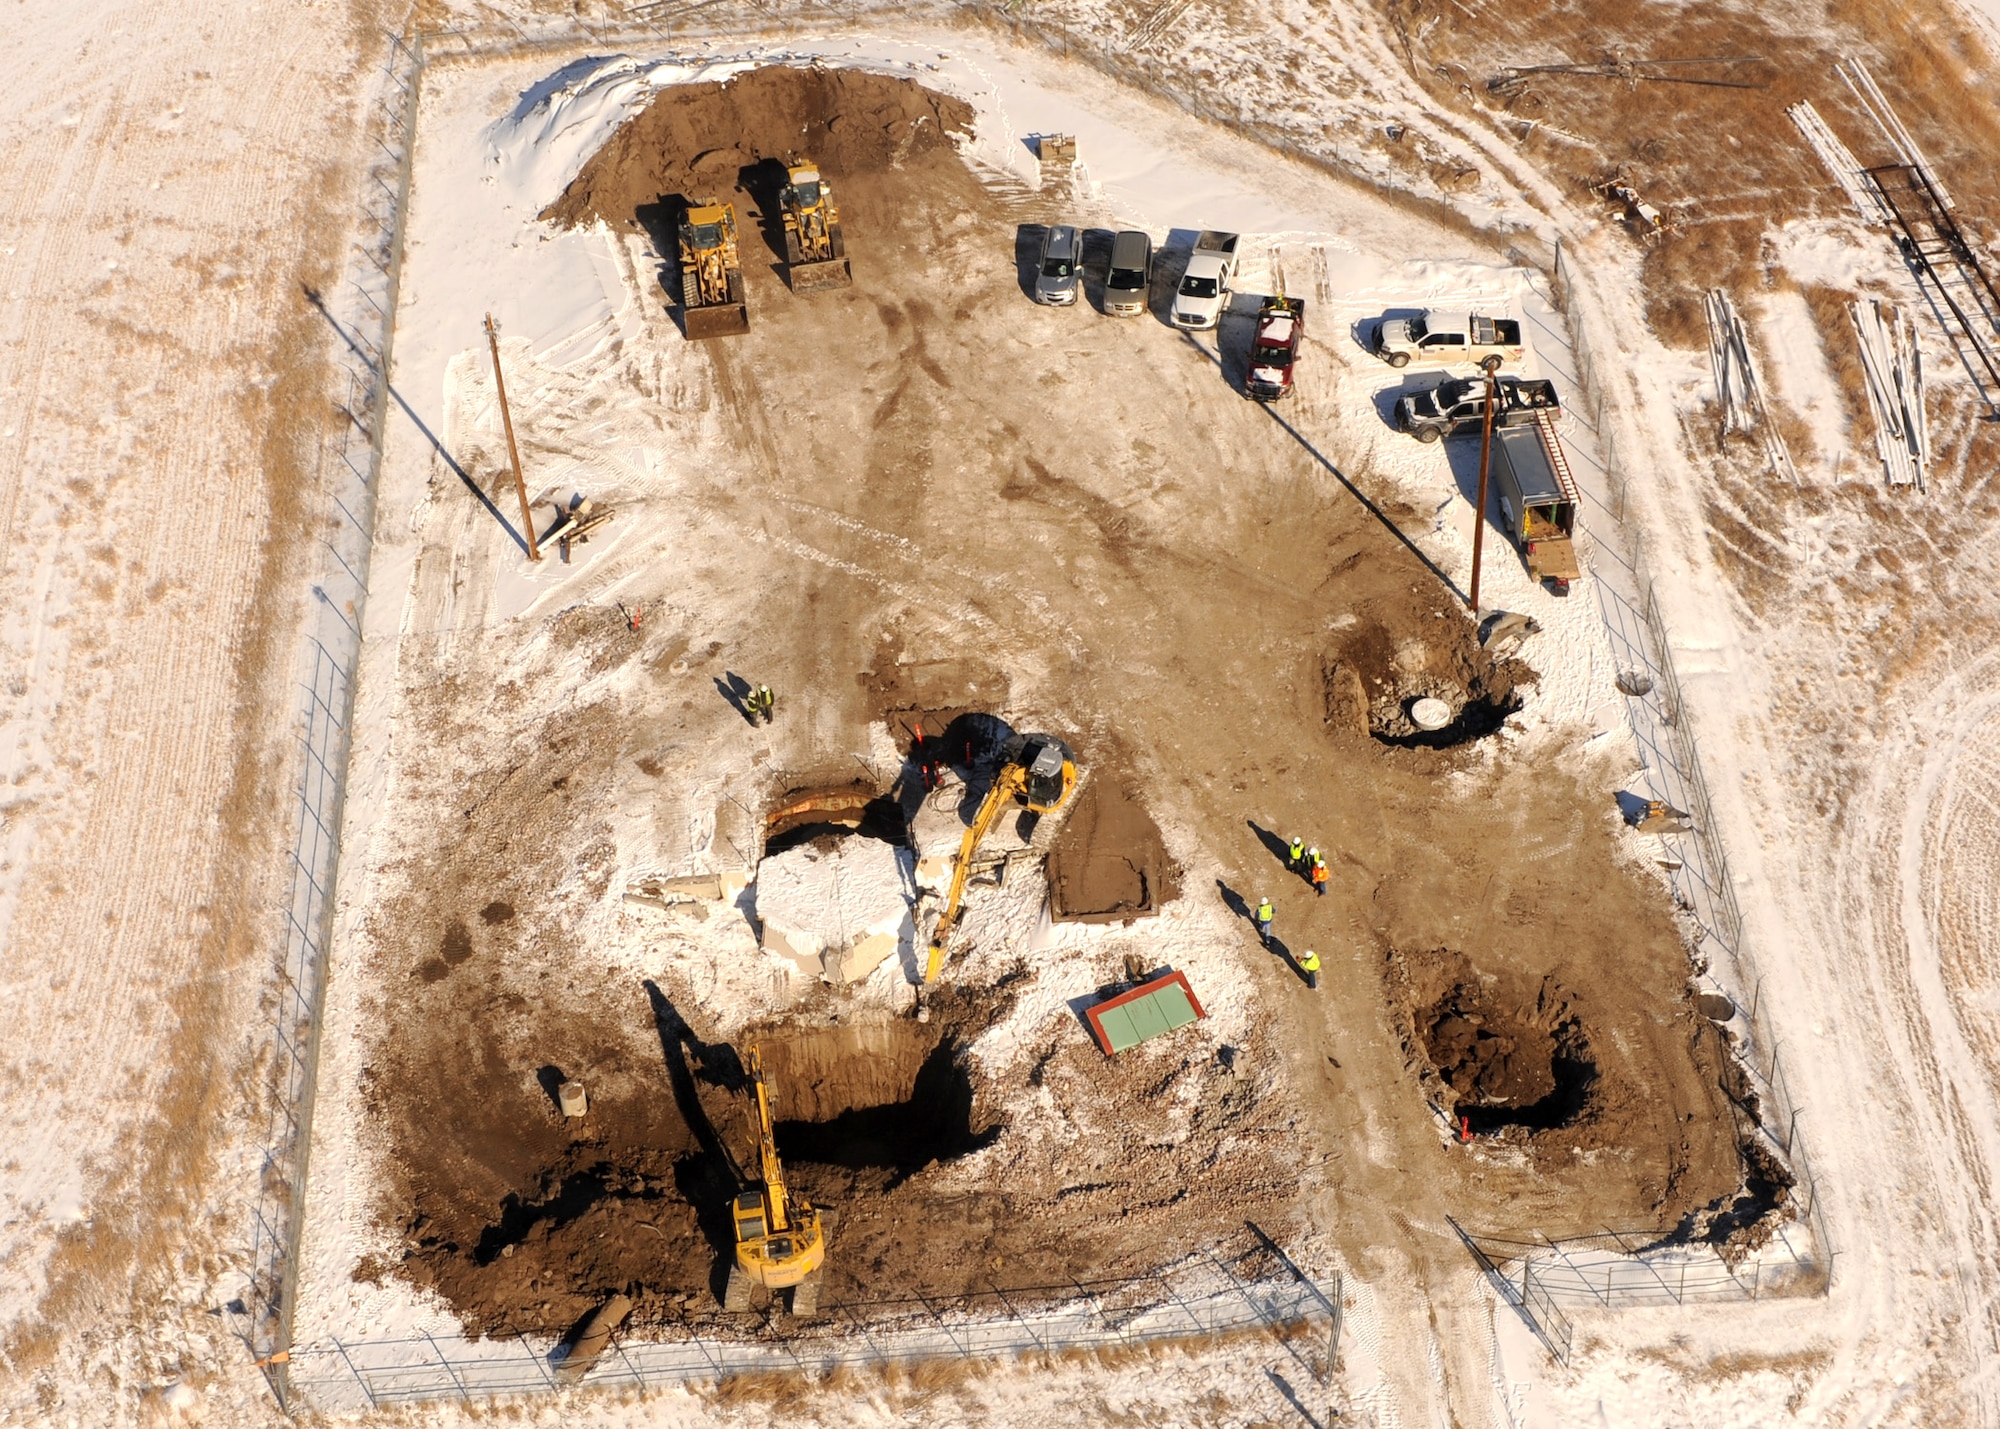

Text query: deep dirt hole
(386, 994), (1010, 1336)
(762, 781), (910, 858)
(1417, 981), (1597, 1133)
(772, 1034), (997, 1174)
(1323, 615), (1535, 749)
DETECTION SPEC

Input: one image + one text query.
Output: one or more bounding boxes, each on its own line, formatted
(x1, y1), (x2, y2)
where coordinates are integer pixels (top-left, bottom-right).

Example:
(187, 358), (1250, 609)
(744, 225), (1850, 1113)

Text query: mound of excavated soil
(542, 65), (975, 230)
(1047, 776), (1181, 923)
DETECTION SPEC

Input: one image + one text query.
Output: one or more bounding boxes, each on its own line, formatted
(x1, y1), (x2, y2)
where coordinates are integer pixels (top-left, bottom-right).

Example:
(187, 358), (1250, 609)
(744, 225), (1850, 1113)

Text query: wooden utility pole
(484, 313), (541, 562)
(1468, 368), (1497, 612)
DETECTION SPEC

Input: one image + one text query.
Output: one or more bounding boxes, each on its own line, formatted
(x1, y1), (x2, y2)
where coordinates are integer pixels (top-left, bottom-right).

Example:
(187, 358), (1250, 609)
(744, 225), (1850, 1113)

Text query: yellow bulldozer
(923, 732), (1077, 984)
(779, 160), (851, 293)
(722, 1045), (830, 1315)
(678, 200), (750, 339)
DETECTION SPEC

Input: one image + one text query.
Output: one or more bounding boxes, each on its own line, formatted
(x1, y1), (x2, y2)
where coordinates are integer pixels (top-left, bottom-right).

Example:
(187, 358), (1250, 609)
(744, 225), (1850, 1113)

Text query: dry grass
(3, 141), (352, 1378)
(1801, 283), (1871, 435)
(1388, 0), (2000, 346)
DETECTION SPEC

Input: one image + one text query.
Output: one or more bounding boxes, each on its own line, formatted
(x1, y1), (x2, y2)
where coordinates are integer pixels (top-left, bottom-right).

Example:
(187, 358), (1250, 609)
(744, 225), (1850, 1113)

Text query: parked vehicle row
(1034, 225), (1161, 314)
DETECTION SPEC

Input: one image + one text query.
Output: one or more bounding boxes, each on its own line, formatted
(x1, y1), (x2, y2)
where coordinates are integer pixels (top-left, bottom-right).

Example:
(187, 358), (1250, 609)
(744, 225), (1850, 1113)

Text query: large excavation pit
(381, 997), (1028, 1338)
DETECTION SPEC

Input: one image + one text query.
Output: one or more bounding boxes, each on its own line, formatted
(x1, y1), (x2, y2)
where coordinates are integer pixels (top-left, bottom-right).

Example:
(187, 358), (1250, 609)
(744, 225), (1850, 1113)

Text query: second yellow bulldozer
(678, 200), (750, 339)
(779, 161), (851, 293)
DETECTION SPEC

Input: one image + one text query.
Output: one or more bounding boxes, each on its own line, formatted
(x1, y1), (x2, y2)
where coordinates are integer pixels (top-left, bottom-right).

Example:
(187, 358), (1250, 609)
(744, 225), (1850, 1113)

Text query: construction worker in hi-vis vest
(1287, 836), (1305, 870)
(1299, 948), (1321, 989)
(1254, 896), (1274, 946)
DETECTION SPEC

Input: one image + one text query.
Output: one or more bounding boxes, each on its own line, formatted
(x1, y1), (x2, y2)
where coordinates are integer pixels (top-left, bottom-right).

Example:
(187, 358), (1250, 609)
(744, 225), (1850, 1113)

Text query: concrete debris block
(826, 925), (902, 984)
(753, 838), (917, 984)
(909, 786), (1035, 860)
(761, 920), (825, 976)
(558, 1081), (588, 1118)
(719, 869), (753, 902)
(660, 873), (725, 899)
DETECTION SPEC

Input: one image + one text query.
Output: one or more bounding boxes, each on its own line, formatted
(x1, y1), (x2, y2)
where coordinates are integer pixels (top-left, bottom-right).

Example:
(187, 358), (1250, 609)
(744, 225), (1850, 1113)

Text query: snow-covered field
(7, 0), (2000, 1425)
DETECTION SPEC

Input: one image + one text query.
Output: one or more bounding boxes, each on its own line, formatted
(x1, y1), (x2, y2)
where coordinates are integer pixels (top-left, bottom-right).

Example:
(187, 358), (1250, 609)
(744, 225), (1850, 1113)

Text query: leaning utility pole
(484, 313), (541, 562)
(1467, 368), (1498, 612)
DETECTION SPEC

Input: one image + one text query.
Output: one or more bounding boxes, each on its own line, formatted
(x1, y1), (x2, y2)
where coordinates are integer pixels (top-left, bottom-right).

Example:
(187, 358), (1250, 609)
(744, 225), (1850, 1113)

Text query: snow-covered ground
(8, 0), (2000, 1423)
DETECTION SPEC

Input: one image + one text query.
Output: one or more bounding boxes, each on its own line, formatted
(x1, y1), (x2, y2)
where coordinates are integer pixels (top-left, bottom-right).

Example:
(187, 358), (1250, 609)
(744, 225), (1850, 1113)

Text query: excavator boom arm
(744, 1048), (790, 1232)
(923, 765), (1025, 982)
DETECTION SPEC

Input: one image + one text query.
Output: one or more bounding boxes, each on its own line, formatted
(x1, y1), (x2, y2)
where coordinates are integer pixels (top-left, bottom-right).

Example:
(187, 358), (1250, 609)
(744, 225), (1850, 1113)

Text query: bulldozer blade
(683, 303), (750, 340)
(788, 258), (853, 293)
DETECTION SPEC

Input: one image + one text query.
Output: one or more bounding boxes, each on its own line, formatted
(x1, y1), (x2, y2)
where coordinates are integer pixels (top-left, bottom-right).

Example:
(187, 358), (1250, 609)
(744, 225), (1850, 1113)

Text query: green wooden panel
(1152, 985), (1198, 1030)
(1097, 1004), (1142, 1053)
(1124, 993), (1171, 1043)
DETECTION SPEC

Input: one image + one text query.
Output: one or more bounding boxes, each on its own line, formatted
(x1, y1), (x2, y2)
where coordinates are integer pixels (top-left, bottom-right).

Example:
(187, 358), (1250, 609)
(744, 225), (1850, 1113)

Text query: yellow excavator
(678, 199), (750, 339)
(779, 160), (851, 292)
(923, 733), (1077, 984)
(723, 1045), (829, 1315)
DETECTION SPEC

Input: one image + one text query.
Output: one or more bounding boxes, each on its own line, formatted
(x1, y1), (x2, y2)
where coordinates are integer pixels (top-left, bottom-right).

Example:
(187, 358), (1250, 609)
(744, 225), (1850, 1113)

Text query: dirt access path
(0, 0), (374, 1412)
(346, 64), (1750, 1353)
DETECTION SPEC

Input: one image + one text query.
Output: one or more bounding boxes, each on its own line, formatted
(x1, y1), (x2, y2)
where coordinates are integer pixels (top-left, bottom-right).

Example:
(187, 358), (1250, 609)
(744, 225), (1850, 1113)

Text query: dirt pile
(542, 65), (975, 230)
(1322, 608), (1534, 748)
(1047, 776), (1181, 923)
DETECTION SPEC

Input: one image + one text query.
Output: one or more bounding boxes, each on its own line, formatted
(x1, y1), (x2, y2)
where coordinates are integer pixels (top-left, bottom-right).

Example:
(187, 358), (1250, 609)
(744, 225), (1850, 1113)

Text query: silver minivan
(1034, 225), (1081, 306)
(1104, 230), (1152, 317)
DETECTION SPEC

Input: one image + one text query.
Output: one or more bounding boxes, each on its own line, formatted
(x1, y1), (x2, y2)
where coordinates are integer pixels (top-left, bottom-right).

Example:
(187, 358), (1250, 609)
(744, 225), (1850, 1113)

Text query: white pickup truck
(1374, 310), (1526, 371)
(1170, 231), (1239, 331)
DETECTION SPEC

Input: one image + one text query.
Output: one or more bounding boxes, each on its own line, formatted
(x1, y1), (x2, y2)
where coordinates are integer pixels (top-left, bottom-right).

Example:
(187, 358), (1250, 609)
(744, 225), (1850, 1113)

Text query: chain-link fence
(1483, 241), (1840, 1364)
(242, 31), (424, 1410)
(1456, 1212), (1828, 1366)
(286, 1253), (1342, 1413)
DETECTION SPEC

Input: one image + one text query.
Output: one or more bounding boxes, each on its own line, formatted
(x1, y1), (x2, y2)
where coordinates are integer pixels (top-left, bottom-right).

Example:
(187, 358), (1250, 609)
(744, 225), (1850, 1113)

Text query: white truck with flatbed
(1170, 231), (1239, 331)
(1375, 310), (1526, 371)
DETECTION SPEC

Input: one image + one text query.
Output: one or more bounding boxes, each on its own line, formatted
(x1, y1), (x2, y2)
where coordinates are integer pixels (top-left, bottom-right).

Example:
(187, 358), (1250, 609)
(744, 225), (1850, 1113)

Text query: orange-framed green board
(1085, 969), (1207, 1056)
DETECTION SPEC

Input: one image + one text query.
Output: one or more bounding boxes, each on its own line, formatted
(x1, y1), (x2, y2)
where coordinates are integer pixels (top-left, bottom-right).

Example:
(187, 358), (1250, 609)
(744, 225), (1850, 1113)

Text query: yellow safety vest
(1300, 950), (1321, 972)
(1256, 902), (1272, 921)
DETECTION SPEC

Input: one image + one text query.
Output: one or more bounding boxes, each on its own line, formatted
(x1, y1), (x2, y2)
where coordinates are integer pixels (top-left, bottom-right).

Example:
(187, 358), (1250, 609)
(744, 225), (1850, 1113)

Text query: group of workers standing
(1252, 834), (1330, 990)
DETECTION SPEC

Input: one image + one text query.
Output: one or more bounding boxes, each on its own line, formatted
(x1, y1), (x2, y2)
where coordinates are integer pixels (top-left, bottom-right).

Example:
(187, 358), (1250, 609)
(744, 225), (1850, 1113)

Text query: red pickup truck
(1246, 296), (1305, 401)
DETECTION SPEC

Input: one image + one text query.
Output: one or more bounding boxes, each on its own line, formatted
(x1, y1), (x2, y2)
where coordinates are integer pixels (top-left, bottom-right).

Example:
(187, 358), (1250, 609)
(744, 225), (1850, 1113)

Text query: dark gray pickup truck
(1394, 375), (1560, 443)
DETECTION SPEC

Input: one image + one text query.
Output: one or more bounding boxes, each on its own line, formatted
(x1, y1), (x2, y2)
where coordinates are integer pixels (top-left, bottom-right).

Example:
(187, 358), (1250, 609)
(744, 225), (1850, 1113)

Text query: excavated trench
(1323, 615), (1534, 750)
(388, 997), (1008, 1337)
(761, 781), (909, 857)
(1419, 982), (1597, 1133)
